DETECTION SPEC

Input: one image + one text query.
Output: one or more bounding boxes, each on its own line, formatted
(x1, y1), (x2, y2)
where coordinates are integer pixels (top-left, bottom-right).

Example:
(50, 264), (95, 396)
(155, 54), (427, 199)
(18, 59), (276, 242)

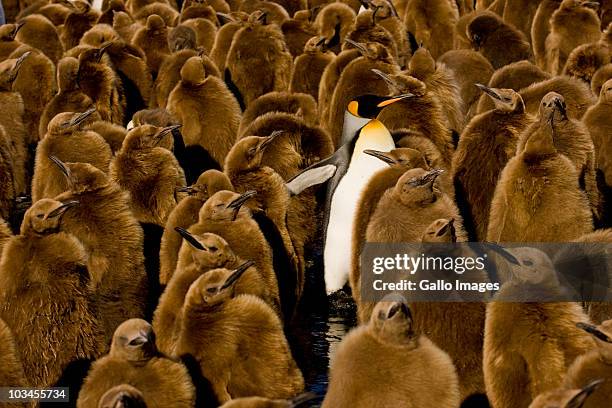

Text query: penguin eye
(247, 147), (257, 157)
(37, 214), (44, 219)
(206, 287), (217, 294)
(128, 338), (142, 346)
(208, 246), (218, 252)
(377, 311), (386, 320)
(407, 178), (420, 187)
(523, 259), (533, 267)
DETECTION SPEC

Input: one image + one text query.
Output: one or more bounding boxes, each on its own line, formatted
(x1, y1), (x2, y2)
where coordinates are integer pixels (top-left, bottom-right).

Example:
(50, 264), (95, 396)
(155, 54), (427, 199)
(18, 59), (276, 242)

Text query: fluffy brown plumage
(281, 9), (319, 58)
(403, 0), (458, 59)
(0, 317), (26, 394)
(289, 36), (334, 102)
(132, 14), (171, 77)
(14, 14), (62, 65)
(532, 0), (562, 70)
(313, 1), (355, 54)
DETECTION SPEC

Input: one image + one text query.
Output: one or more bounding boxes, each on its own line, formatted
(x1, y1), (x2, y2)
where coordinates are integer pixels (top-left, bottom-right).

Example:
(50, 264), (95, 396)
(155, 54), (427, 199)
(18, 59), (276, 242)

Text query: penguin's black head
(348, 93), (415, 119)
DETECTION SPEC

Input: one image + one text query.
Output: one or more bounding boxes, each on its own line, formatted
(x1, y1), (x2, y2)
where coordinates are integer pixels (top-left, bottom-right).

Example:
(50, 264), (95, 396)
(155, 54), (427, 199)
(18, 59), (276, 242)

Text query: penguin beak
(364, 149), (396, 165)
(259, 131), (282, 151)
(46, 200), (79, 219)
(67, 108), (97, 128)
(421, 168), (444, 185)
(581, 1), (599, 9)
(475, 83), (502, 101)
(481, 242), (521, 265)
(386, 302), (411, 319)
(174, 226), (206, 251)
(221, 260), (254, 290)
(553, 97), (568, 120)
(377, 93), (415, 108)
(49, 155), (73, 181)
(176, 185), (196, 195)
(345, 39), (370, 56)
(227, 190), (256, 210)
(97, 42), (113, 61)
(576, 322), (612, 343)
(315, 36), (327, 50)
(10, 22), (25, 39)
(155, 124), (182, 143)
(567, 379), (605, 408)
(256, 11), (267, 23)
(437, 218), (456, 242)
(371, 68), (399, 89)
(8, 51), (31, 82)
(216, 12), (234, 24)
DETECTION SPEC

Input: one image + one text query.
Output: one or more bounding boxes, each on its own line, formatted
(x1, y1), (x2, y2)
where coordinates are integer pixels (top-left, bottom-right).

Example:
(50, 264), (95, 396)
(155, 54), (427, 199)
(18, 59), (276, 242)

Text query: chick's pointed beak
(259, 131), (282, 151)
(345, 38), (369, 55)
(11, 22), (25, 39)
(576, 322), (612, 343)
(49, 155), (72, 181)
(174, 226), (206, 251)
(364, 149), (396, 165)
(227, 190), (257, 210)
(482, 242), (521, 265)
(155, 124), (182, 143)
(221, 260), (255, 290)
(46, 200), (79, 219)
(475, 83), (502, 101)
(68, 108), (97, 128)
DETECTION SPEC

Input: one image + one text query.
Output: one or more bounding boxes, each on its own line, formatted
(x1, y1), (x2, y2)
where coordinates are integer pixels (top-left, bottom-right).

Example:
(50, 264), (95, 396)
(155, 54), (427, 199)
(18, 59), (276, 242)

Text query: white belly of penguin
(324, 122), (395, 295)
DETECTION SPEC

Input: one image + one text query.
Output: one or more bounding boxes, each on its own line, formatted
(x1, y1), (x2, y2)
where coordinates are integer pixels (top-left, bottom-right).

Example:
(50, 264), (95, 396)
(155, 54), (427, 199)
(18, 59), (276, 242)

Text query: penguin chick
(564, 320), (612, 408)
(407, 46), (465, 135)
(238, 1), (291, 26)
(98, 384), (147, 408)
(113, 11), (143, 43)
(39, 57), (97, 139)
(403, 0), (458, 60)
(438, 49), (494, 121)
(77, 44), (125, 124)
(343, 10), (399, 63)
(61, 0), (101, 50)
(155, 239), (273, 353)
(563, 36), (611, 84)
(166, 55), (240, 167)
(77, 319), (196, 408)
(583, 79), (612, 226)
(467, 11), (531, 69)
(14, 14), (62, 65)
(97, 0), (128, 26)
(225, 12), (294, 107)
(487, 115), (593, 243)
(0, 52), (28, 196)
(209, 11), (250, 74)
(484, 247), (596, 408)
(86, 120), (128, 154)
(168, 24), (197, 52)
(546, 0), (601, 75)
(516, 92), (600, 220)
(366, 0), (410, 68)
(529, 380), (604, 408)
(592, 63), (612, 97)
(0, 318), (26, 390)
(159, 170), (233, 285)
(134, 3), (179, 28)
(0, 23), (25, 60)
(281, 9), (319, 58)
(132, 14), (170, 77)
(322, 301), (460, 408)
(453, 86), (534, 241)
(0, 198), (103, 387)
(174, 268), (304, 403)
(365, 168), (466, 243)
(314, 2), (355, 53)
(289, 36), (334, 102)
(372, 70), (454, 164)
(53, 160), (148, 346)
(239, 92), (319, 136)
(110, 124), (186, 226)
(32, 110), (112, 202)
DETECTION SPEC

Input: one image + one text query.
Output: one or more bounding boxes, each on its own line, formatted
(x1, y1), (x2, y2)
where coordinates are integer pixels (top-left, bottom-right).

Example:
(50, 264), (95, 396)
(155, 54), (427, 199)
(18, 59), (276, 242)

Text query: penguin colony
(0, 0), (611, 407)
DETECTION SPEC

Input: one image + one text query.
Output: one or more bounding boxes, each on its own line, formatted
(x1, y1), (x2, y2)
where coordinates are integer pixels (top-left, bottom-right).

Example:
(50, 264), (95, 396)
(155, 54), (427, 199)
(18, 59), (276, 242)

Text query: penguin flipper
(140, 222), (163, 320)
(453, 170), (478, 242)
(286, 164), (337, 196)
(224, 68), (245, 111)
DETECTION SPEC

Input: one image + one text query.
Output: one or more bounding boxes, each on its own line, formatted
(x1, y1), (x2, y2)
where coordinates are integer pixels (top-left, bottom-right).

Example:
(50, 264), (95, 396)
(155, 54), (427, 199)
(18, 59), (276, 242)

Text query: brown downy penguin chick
(453, 85), (534, 241)
(86, 120), (128, 154)
(134, 3), (180, 28)
(564, 320), (612, 408)
(113, 11), (143, 43)
(110, 124), (186, 226)
(219, 393), (317, 408)
(77, 44), (125, 124)
(209, 11), (250, 74)
(174, 266), (304, 403)
(281, 8), (319, 58)
(239, 92), (319, 136)
(592, 63), (612, 96)
(32, 110), (112, 202)
(224, 135), (303, 316)
(0, 23), (25, 60)
(0, 53), (28, 197)
(155, 237), (274, 354)
(365, 168), (466, 244)
(349, 148), (429, 308)
(372, 70), (455, 164)
(563, 30), (611, 83)
(35, 1), (75, 26)
(327, 40), (396, 147)
(467, 11), (531, 69)
(225, 11), (293, 108)
(181, 18), (219, 55)
(52, 159), (148, 345)
(97, 0), (128, 26)
(0, 198), (104, 387)
(517, 92), (600, 220)
(519, 75), (597, 119)
(546, 0), (601, 75)
(166, 55), (240, 168)
(159, 169), (233, 285)
(168, 24), (197, 53)
(475, 60), (552, 114)
(314, 2), (355, 54)
(266, 0), (306, 16)
(403, 0), (458, 59)
(484, 247), (596, 408)
(98, 384), (147, 408)
(487, 112), (593, 243)
(290, 36), (334, 101)
(132, 14), (170, 78)
(77, 319), (196, 408)
(239, 1), (291, 26)
(366, 0), (410, 68)
(39, 57), (97, 139)
(154, 49), (221, 109)
(343, 9), (399, 64)
(583, 79), (612, 226)
(529, 380), (604, 408)
(532, 0), (562, 70)
(61, 0), (101, 50)
(322, 300), (460, 408)
(0, 318), (26, 391)
(407, 46), (465, 135)
(14, 14), (62, 65)
(438, 49), (494, 121)
(501, 0), (542, 43)
(453, 9), (480, 50)
(9, 47), (55, 146)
